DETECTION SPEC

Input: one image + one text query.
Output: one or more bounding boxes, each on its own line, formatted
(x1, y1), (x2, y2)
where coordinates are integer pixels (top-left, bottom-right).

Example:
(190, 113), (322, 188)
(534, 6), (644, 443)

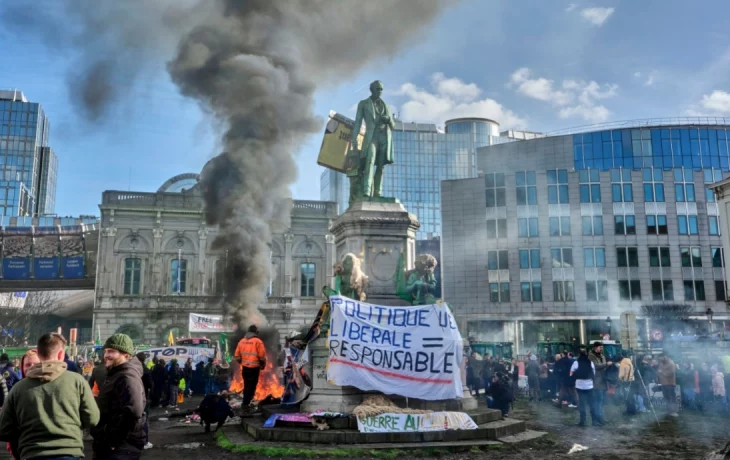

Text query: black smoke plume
(2, 0), (458, 327)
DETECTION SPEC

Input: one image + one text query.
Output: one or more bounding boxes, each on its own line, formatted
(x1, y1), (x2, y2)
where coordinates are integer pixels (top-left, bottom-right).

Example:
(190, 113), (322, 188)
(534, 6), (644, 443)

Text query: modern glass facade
(320, 117), (498, 238)
(0, 90), (56, 219)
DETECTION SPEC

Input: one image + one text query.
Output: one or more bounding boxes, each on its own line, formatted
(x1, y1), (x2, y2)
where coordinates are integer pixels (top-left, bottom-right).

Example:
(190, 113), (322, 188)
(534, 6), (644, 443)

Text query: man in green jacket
(0, 332), (100, 459)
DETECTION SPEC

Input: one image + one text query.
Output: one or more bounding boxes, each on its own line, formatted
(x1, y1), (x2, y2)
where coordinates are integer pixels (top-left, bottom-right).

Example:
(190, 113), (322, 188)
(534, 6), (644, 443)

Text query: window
(553, 281), (575, 301)
(652, 280), (674, 301)
(488, 250), (509, 270)
(582, 216), (603, 236)
(519, 249), (541, 269)
(579, 169), (601, 203)
(615, 214), (636, 235)
(521, 282), (543, 302)
(684, 280), (706, 301)
(214, 259), (225, 295)
(611, 169), (633, 202)
(489, 283), (510, 302)
(547, 169), (569, 204)
(586, 280), (608, 301)
(123, 258), (141, 295)
(712, 247), (725, 268)
(549, 216), (571, 236)
(617, 247), (639, 267)
(674, 168), (696, 202)
(300, 263), (316, 297)
(516, 171), (537, 205)
(709, 216), (720, 236)
(678, 215), (699, 235)
(649, 247), (671, 267)
(486, 173), (506, 208)
(646, 214), (668, 235)
(716, 280), (727, 301)
(618, 280), (641, 300)
(680, 247), (702, 268)
(704, 169), (722, 202)
(643, 168), (665, 202)
(487, 219), (508, 239)
(584, 248), (606, 267)
(518, 217), (539, 237)
(551, 248), (573, 268)
(170, 259), (188, 294)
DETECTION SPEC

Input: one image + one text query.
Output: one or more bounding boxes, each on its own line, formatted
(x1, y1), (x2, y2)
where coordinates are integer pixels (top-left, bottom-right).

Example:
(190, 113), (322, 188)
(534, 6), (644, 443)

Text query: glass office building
(320, 116), (500, 238)
(442, 119), (730, 351)
(0, 90), (57, 220)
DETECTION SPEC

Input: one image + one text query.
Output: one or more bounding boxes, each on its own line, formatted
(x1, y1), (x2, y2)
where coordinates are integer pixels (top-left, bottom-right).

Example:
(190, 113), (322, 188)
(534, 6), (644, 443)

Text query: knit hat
(103, 333), (135, 355)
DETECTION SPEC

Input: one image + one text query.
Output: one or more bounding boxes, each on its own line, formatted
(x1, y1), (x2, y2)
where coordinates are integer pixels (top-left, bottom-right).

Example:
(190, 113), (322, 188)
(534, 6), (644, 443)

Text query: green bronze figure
(396, 254), (439, 305)
(323, 253), (368, 302)
(348, 80), (395, 205)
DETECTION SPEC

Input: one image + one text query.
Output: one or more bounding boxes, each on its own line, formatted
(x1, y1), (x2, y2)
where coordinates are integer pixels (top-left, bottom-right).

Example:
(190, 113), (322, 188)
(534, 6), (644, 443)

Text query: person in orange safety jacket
(234, 325), (266, 408)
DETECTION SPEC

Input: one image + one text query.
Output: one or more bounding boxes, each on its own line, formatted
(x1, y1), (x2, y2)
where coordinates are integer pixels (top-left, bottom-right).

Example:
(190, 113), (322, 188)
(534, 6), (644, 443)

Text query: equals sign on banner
(422, 337), (443, 348)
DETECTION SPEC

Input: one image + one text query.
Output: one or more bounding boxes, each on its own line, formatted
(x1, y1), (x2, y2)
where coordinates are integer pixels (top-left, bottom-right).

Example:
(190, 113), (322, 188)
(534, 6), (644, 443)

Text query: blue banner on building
(62, 256), (85, 279)
(34, 257), (59, 279)
(3, 258), (30, 280)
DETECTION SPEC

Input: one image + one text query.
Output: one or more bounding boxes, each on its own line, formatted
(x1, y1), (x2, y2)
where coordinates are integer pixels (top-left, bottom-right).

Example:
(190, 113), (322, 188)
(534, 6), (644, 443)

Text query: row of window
(491, 279), (727, 303)
(499, 213), (719, 239)
(488, 247), (725, 270)
(485, 168), (723, 207)
(123, 259), (318, 297)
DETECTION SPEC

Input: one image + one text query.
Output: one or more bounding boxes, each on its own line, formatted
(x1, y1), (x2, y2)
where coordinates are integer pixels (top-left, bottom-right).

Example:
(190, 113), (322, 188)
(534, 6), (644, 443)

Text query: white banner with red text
(188, 313), (235, 333)
(327, 296), (463, 400)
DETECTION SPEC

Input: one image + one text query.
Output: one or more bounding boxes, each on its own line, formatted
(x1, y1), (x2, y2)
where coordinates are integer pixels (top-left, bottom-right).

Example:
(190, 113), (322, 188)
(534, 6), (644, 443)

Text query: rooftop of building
(445, 117), (500, 126)
(0, 89), (28, 103)
(545, 116), (730, 137)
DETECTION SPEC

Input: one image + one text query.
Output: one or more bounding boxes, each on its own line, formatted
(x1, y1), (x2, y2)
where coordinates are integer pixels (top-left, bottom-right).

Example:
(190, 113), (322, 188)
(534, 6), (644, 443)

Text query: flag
(95, 325), (102, 346)
(168, 330), (175, 346)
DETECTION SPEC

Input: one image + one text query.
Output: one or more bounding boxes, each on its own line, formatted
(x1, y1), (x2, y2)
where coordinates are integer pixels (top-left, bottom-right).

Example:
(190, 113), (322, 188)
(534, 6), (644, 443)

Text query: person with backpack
(570, 346), (599, 427)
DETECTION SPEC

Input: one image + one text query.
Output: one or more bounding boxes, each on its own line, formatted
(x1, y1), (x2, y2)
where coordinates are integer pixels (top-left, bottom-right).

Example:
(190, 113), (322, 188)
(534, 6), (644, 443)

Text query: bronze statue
(396, 254), (438, 305)
(348, 80), (395, 205)
(328, 253), (368, 301)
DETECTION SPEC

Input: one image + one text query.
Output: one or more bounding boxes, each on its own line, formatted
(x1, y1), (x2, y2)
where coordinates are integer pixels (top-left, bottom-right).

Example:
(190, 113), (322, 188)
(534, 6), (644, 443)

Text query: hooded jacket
(0, 361), (99, 459)
(91, 358), (146, 450)
(588, 350), (609, 389)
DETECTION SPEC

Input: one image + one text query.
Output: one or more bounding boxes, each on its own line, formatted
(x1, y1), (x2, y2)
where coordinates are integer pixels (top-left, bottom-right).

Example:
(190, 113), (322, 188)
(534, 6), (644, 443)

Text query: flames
(228, 360), (284, 401)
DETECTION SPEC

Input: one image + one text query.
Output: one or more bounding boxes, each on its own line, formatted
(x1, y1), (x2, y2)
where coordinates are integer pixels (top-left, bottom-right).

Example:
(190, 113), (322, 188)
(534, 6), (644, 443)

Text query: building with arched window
(95, 173), (337, 345)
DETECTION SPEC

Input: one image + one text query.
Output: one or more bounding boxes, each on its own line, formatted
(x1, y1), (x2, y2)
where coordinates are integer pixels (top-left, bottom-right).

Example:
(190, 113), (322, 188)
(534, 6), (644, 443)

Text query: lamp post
(606, 316), (612, 338)
(706, 308), (714, 335)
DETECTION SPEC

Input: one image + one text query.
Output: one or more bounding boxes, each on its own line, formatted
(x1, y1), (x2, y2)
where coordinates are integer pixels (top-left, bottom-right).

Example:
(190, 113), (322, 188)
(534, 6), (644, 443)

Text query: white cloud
(633, 71), (642, 78)
(634, 71), (656, 86)
(509, 67), (618, 123)
(701, 90), (730, 114)
(580, 7), (615, 26)
(566, 3), (577, 12)
(396, 74), (527, 129)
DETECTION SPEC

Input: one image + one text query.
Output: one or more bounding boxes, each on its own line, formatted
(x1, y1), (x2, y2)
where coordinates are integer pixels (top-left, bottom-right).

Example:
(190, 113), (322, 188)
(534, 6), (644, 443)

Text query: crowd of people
(467, 340), (730, 427)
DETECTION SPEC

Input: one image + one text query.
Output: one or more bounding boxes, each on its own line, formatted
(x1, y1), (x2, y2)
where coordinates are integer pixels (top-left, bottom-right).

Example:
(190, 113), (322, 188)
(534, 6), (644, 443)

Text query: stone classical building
(94, 173), (337, 345)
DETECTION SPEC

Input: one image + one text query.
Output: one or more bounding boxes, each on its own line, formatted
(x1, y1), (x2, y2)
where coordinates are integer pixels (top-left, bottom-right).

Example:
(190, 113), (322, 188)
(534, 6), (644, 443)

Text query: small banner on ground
(327, 296), (463, 400)
(188, 313), (234, 333)
(357, 412), (477, 433)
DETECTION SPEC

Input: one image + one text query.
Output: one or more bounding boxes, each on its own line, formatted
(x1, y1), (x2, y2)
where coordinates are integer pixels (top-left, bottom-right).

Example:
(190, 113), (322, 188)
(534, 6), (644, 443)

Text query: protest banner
(188, 313), (234, 333)
(139, 346), (215, 365)
(357, 412), (477, 433)
(327, 296), (464, 400)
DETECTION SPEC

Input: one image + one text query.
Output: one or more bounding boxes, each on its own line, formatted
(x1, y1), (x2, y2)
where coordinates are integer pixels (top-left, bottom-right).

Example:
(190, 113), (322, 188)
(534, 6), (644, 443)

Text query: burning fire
(228, 360), (284, 400)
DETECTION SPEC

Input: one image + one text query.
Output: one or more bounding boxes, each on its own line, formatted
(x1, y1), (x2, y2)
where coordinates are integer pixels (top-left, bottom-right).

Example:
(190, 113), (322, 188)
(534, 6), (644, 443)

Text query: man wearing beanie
(91, 333), (146, 459)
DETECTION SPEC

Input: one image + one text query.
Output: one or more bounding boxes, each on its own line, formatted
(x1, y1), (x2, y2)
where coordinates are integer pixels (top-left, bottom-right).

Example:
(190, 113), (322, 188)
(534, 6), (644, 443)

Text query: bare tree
(0, 291), (63, 346)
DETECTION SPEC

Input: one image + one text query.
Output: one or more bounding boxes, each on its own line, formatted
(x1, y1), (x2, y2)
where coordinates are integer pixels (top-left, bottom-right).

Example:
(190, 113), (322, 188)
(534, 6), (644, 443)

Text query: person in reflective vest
(234, 325), (266, 410)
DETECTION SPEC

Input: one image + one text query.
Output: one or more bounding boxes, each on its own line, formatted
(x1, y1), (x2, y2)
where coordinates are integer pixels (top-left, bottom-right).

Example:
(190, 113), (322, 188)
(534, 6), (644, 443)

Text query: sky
(2, 0), (730, 217)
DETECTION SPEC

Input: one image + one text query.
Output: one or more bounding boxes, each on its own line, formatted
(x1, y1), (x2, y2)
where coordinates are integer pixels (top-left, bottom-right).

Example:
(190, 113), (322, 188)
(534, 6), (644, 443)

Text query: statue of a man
(350, 80), (395, 201)
(326, 253), (368, 302)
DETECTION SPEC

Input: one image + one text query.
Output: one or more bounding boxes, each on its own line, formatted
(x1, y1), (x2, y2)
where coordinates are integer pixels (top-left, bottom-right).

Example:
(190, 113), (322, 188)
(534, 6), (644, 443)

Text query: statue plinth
(330, 200), (419, 306)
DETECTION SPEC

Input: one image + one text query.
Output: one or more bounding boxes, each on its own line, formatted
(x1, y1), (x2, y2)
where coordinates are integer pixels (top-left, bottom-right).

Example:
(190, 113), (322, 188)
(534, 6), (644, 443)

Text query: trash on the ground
(158, 417), (169, 421)
(568, 444), (589, 454)
(165, 442), (205, 449)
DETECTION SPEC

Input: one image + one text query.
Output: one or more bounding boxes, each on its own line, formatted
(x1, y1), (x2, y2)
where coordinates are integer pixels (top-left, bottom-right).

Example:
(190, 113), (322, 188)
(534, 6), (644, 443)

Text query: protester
(19, 349), (39, 378)
(485, 372), (513, 416)
(136, 353), (154, 450)
(89, 357), (108, 398)
(0, 333), (99, 459)
(197, 393), (235, 433)
(698, 362), (713, 410)
(678, 362), (697, 410)
(0, 354), (20, 393)
(151, 358), (168, 407)
(526, 355), (541, 401)
(234, 325), (267, 410)
(205, 358), (217, 394)
(617, 351), (634, 412)
(481, 355), (493, 392)
(183, 357), (194, 397)
(570, 346), (599, 427)
(657, 353), (678, 417)
(711, 365), (726, 403)
(538, 358), (549, 400)
(509, 359), (520, 400)
(588, 342), (611, 424)
(192, 359), (206, 394)
(64, 352), (81, 374)
(167, 358), (183, 409)
(555, 352), (576, 407)
(92, 333), (146, 460)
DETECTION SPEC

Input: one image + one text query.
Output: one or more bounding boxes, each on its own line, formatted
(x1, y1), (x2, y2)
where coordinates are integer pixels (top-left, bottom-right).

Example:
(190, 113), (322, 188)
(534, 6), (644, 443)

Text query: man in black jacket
(150, 359), (167, 408)
(136, 353), (154, 450)
(92, 334), (146, 460)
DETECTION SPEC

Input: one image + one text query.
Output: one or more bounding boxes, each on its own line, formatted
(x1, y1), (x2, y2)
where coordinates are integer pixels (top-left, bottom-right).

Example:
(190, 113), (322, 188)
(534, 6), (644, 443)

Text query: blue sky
(2, 0), (730, 216)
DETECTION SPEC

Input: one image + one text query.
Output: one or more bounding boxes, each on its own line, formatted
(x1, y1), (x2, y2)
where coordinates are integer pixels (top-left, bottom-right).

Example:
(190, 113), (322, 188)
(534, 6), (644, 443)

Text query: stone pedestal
(330, 200), (419, 306)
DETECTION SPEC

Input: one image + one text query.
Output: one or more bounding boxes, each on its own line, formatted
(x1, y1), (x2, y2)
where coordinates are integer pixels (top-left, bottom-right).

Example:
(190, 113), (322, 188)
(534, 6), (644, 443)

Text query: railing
(545, 117), (730, 137)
